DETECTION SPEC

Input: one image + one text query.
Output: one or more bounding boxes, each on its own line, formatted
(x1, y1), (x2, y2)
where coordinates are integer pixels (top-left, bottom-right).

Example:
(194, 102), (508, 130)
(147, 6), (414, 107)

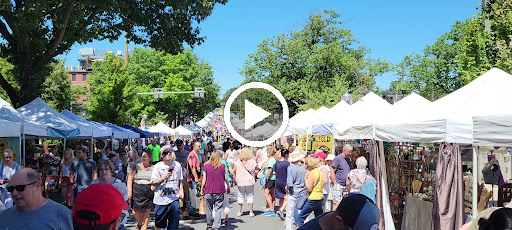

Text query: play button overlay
(224, 82), (289, 147)
(244, 100), (271, 130)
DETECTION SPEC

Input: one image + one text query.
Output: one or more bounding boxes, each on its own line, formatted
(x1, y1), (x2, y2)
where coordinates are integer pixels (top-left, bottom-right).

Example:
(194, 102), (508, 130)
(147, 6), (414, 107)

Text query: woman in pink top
(223, 143), (238, 166)
(233, 147), (259, 217)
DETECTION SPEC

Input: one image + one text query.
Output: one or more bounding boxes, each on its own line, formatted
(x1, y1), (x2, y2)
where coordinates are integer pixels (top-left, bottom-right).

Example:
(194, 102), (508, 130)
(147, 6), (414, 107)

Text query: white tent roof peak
(394, 92), (431, 108)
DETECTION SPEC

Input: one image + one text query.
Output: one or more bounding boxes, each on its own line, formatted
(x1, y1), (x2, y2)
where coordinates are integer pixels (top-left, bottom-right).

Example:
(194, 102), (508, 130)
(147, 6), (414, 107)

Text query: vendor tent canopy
(195, 119), (209, 128)
(18, 98), (81, 138)
(473, 113), (512, 147)
(311, 101), (349, 135)
(0, 105), (48, 137)
(282, 111), (306, 137)
(339, 93), (433, 141)
(121, 124), (157, 138)
(0, 119), (22, 137)
(61, 110), (112, 138)
(334, 92), (392, 140)
(247, 122), (277, 138)
(104, 123), (140, 139)
(374, 68), (512, 143)
(174, 125), (194, 136)
(147, 122), (175, 136)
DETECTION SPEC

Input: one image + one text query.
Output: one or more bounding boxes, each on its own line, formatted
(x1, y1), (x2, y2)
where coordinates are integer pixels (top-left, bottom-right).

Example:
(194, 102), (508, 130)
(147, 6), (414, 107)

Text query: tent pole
(472, 145), (478, 218)
(90, 137), (94, 159)
(22, 133), (26, 167)
(305, 133), (309, 152)
(63, 138), (67, 156)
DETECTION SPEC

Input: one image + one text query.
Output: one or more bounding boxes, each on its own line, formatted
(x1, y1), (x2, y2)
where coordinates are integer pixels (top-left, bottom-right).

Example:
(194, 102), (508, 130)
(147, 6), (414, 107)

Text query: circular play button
(224, 82), (289, 147)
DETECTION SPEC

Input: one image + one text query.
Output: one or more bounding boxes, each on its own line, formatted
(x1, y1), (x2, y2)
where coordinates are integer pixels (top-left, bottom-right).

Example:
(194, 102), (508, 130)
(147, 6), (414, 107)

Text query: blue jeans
(154, 201), (182, 230)
(294, 198), (324, 227)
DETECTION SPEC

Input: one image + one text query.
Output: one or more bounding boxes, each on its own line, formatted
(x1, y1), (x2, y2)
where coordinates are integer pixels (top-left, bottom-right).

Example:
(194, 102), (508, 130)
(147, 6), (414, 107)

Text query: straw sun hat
(288, 149), (306, 163)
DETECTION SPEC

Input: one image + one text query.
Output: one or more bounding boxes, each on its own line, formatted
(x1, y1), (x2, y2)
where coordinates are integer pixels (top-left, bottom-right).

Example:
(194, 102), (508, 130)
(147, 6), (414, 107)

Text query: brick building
(66, 48), (126, 105)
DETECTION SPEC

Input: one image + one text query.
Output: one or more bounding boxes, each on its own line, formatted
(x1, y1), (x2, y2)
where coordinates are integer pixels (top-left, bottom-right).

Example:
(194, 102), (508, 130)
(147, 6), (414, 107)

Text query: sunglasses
(7, 181), (37, 193)
(163, 151), (172, 155)
(4, 157), (12, 159)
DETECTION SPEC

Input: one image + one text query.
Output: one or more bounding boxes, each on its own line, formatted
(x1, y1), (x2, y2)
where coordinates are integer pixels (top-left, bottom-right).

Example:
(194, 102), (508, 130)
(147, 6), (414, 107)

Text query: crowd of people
(1, 137), (512, 230)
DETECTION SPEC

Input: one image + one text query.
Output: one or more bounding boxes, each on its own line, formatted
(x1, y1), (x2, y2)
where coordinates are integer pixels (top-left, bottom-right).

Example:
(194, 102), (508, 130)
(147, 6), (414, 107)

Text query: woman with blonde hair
(233, 147), (258, 217)
(60, 148), (75, 207)
(201, 151), (230, 230)
(294, 156), (324, 227)
(263, 145), (278, 216)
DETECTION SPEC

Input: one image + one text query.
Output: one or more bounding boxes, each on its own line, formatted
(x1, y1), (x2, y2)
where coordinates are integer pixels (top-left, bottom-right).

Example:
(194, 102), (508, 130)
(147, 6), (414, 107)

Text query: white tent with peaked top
(17, 98), (81, 138)
(334, 92), (392, 140)
(311, 101), (349, 135)
(148, 122), (175, 136)
(174, 125), (194, 136)
(375, 68), (512, 143)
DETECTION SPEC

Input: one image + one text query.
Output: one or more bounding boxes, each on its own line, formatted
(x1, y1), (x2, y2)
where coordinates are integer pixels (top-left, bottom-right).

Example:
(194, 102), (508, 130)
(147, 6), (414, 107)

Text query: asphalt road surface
(125, 183), (288, 230)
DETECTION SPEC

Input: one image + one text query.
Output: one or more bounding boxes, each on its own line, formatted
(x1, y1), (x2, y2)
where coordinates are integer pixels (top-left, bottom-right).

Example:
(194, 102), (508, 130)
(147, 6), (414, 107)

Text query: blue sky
(63, 0), (481, 96)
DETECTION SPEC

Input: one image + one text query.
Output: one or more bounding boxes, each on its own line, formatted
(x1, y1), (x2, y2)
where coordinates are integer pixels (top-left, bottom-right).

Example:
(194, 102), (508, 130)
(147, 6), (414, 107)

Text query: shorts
(61, 176), (71, 184)
(331, 184), (348, 204)
(265, 180), (276, 189)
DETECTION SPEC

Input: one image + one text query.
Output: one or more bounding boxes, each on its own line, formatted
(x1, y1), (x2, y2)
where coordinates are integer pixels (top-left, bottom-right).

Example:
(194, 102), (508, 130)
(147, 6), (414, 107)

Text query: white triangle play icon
(244, 99), (271, 130)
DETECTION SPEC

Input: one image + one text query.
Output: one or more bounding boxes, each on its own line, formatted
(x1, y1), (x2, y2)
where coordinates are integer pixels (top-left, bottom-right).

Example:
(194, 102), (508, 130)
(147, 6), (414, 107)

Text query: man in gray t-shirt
(0, 168), (72, 230)
(330, 144), (353, 211)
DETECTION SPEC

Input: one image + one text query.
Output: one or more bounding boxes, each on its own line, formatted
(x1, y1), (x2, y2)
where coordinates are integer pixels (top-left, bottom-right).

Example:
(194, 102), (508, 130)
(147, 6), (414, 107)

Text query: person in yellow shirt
(294, 156), (324, 227)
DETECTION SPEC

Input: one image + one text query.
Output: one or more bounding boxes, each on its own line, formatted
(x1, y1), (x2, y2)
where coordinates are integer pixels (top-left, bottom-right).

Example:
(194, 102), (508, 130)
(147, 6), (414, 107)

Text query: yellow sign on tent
(297, 134), (333, 154)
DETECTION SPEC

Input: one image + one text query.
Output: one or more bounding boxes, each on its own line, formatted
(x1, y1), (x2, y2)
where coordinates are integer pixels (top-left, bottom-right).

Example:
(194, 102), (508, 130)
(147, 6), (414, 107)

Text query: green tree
(41, 60), (73, 111)
(127, 49), (220, 126)
(240, 10), (389, 115)
(393, 0), (512, 100)
(87, 54), (134, 124)
(0, 0), (227, 108)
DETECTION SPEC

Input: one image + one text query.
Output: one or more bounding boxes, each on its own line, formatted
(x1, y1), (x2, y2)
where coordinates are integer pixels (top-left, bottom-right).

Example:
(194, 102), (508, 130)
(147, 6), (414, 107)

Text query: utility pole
(124, 33), (129, 65)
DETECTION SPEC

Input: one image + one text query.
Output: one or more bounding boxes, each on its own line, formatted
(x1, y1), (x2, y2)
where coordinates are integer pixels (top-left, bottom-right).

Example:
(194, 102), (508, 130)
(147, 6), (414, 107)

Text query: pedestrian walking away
(201, 151), (230, 230)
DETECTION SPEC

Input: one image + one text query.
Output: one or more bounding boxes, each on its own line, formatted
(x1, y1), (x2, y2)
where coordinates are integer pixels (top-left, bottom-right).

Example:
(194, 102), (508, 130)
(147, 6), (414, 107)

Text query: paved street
(125, 183), (287, 230)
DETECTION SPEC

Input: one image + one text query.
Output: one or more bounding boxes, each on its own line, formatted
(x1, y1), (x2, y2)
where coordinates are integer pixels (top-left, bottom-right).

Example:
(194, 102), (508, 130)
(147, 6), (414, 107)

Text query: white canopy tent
(473, 113), (512, 147)
(195, 119), (209, 128)
(311, 101), (349, 135)
(174, 125), (194, 136)
(61, 110), (112, 138)
(0, 119), (22, 137)
(0, 105), (48, 137)
(18, 98), (81, 138)
(148, 122), (175, 136)
(334, 92), (392, 140)
(374, 68), (512, 143)
(104, 123), (140, 139)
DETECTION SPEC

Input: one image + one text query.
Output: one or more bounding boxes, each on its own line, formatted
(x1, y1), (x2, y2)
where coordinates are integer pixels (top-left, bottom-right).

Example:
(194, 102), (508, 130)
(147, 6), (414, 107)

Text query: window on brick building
(83, 74), (87, 81)
(72, 74), (76, 81)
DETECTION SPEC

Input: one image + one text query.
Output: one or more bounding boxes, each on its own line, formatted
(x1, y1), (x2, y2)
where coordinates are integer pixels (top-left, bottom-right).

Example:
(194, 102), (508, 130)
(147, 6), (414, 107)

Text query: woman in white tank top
(59, 149), (75, 207)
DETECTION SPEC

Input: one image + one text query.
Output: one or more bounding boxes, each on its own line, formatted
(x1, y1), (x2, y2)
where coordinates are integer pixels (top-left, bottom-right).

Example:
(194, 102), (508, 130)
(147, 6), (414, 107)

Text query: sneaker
(221, 219), (227, 227)
(265, 211), (275, 217)
(278, 211), (285, 220)
(262, 206), (270, 212)
(249, 212), (255, 217)
(189, 213), (201, 219)
(237, 211), (242, 217)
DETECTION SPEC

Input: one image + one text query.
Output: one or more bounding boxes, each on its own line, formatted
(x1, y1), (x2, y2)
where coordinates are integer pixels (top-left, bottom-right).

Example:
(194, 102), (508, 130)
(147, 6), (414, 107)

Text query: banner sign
(297, 134), (333, 154)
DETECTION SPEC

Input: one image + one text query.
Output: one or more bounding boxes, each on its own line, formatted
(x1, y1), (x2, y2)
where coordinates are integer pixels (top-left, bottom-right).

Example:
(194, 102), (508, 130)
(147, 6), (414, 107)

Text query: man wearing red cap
(72, 183), (128, 230)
